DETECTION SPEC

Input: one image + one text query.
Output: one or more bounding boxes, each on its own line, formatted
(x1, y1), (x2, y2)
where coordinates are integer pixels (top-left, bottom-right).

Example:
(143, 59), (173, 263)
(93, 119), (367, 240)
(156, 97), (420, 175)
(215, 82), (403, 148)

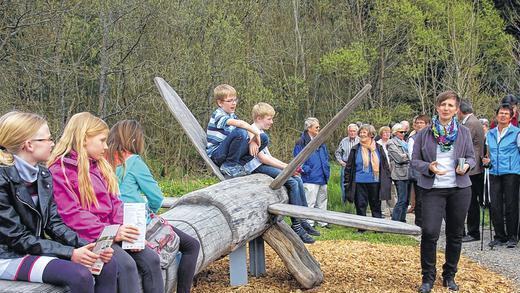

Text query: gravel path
(436, 223), (520, 290)
(399, 211), (520, 291)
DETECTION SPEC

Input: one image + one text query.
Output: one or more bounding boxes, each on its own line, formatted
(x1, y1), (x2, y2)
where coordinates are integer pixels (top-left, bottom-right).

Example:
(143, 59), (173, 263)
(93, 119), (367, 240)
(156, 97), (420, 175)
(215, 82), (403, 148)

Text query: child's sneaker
(301, 220), (321, 236)
(220, 162), (247, 178)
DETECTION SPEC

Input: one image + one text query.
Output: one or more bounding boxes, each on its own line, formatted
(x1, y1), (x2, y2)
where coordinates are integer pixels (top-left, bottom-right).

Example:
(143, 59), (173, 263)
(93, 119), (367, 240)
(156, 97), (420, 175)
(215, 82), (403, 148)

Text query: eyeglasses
(222, 98), (239, 104)
(31, 137), (54, 143)
(397, 131), (406, 134)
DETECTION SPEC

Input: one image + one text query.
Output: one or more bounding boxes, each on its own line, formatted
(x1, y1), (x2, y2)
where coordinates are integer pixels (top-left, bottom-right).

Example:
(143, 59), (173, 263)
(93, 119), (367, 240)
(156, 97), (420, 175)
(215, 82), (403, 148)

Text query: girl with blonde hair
(48, 112), (163, 293)
(107, 119), (200, 293)
(0, 111), (117, 292)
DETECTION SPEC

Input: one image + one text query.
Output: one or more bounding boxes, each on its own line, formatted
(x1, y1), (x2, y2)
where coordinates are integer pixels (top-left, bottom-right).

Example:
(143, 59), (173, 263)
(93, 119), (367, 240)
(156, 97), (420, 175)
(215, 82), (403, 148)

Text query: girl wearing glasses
(0, 111), (117, 293)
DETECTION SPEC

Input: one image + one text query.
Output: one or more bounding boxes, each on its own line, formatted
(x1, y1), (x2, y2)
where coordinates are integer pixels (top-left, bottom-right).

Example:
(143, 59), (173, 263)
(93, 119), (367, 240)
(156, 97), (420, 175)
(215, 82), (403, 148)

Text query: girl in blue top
(107, 120), (200, 293)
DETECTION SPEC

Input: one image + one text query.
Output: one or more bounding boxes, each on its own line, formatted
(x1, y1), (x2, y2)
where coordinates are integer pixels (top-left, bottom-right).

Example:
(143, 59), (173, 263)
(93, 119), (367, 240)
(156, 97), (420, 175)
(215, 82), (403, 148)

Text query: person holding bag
(107, 119), (200, 293)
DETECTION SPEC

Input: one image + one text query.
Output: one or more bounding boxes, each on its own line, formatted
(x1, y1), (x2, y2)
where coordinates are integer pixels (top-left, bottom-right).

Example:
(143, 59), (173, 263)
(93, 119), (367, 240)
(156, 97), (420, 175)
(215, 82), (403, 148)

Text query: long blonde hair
(0, 111), (47, 166)
(48, 112), (118, 208)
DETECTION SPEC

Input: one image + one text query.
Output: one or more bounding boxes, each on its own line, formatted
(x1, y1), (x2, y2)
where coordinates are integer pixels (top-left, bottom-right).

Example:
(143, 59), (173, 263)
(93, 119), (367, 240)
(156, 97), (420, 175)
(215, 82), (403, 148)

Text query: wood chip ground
(192, 240), (515, 293)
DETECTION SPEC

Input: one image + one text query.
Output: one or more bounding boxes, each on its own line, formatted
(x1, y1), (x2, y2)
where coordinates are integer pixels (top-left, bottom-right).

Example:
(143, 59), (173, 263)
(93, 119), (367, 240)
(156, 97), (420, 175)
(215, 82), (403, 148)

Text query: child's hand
(71, 243), (99, 267)
(293, 166), (303, 176)
(115, 224), (140, 243)
(99, 246), (114, 263)
(249, 141), (259, 156)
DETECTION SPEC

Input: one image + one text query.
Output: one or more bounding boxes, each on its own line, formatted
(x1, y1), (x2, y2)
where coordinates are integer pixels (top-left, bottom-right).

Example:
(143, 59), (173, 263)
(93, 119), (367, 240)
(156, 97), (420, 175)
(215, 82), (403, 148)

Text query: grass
(157, 162), (419, 246)
(158, 176), (218, 197)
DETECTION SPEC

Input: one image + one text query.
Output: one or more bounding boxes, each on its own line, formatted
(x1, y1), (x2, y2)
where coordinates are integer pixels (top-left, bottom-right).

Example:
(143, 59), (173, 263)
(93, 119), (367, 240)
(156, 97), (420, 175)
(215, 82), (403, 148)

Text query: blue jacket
(116, 155), (164, 222)
(293, 131), (330, 185)
(486, 125), (520, 175)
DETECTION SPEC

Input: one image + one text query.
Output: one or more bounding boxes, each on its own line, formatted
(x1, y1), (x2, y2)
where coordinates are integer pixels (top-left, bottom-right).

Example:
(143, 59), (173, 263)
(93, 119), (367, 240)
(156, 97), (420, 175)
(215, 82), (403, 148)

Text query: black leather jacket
(0, 164), (89, 259)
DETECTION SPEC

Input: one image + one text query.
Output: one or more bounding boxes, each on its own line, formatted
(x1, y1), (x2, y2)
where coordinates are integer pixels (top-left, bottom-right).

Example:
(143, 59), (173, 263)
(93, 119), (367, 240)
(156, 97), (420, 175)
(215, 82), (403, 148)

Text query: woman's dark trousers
(420, 187), (471, 284)
(489, 174), (520, 242)
(354, 183), (382, 218)
(465, 172), (484, 239)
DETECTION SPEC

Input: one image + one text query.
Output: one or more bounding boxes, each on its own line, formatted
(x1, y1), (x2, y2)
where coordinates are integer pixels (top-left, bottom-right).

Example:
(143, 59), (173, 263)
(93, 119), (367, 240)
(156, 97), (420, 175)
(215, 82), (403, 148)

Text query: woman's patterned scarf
(431, 115), (459, 152)
(360, 139), (380, 180)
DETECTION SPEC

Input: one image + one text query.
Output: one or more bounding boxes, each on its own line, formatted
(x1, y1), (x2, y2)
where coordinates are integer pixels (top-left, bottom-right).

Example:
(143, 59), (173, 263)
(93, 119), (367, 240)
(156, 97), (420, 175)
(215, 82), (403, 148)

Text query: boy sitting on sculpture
(205, 84), (268, 177)
(244, 102), (319, 244)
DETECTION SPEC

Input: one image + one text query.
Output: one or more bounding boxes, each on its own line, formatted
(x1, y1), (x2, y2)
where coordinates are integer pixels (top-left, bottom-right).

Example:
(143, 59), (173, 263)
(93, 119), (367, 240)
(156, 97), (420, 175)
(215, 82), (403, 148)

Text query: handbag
(146, 213), (180, 269)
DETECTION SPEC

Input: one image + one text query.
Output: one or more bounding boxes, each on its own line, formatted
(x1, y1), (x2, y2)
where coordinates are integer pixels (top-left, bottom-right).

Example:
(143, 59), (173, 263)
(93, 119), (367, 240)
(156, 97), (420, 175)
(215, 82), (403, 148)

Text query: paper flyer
(90, 224), (120, 275)
(122, 203), (146, 250)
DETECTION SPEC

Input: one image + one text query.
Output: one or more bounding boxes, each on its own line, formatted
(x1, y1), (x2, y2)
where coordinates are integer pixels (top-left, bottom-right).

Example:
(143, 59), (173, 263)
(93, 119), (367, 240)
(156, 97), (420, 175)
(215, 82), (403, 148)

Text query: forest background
(1, 0), (520, 177)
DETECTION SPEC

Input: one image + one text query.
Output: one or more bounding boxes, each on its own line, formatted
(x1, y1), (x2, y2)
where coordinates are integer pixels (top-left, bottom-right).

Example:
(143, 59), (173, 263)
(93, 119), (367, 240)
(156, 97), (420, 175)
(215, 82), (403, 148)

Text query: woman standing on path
(343, 124), (392, 228)
(411, 91), (475, 293)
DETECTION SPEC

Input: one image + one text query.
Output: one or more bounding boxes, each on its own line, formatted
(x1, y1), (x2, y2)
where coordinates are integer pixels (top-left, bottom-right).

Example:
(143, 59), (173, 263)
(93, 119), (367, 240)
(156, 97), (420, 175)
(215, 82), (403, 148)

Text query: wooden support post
(263, 221), (323, 289)
(249, 237), (266, 277)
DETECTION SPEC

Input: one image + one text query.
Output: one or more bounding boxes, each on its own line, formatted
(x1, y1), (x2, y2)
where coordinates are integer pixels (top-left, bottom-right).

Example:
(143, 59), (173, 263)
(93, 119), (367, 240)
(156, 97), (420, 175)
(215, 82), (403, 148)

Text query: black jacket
(343, 143), (392, 203)
(0, 164), (88, 259)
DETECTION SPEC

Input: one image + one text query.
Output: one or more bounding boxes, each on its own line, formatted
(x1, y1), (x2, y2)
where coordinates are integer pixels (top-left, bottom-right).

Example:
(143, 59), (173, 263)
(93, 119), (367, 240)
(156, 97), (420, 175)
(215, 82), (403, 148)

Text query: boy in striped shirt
(206, 84), (267, 177)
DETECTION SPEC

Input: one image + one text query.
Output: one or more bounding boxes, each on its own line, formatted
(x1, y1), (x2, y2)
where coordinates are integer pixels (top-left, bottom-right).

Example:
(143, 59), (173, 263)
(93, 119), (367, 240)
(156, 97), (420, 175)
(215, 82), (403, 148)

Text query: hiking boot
(462, 235), (479, 243)
(220, 162), (247, 178)
(301, 220), (321, 236)
(291, 221), (315, 244)
(506, 239), (518, 248)
(488, 239), (507, 247)
(418, 282), (433, 293)
(442, 278), (459, 291)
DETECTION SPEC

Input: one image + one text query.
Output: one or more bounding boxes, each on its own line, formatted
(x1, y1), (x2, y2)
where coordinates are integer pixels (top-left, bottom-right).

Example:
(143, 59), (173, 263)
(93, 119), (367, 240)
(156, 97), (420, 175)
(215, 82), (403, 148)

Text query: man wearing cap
(458, 101), (486, 242)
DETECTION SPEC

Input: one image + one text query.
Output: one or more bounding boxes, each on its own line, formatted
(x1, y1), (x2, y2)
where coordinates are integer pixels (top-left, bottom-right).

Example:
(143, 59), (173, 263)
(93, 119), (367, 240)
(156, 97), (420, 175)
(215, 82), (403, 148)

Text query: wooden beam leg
(248, 237), (266, 277)
(229, 244), (248, 286)
(263, 220), (323, 289)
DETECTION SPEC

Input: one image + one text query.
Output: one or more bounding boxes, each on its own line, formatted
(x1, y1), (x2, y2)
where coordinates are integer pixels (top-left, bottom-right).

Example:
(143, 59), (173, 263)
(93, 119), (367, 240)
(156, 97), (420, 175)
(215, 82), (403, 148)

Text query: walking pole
(483, 168), (494, 250)
(480, 168), (486, 251)
(481, 168), (488, 250)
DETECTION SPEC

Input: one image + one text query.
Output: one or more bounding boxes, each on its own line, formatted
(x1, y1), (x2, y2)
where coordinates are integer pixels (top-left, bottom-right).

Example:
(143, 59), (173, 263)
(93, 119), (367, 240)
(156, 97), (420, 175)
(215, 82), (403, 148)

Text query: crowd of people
(203, 83), (520, 293)
(334, 92), (520, 292)
(1, 82), (519, 293)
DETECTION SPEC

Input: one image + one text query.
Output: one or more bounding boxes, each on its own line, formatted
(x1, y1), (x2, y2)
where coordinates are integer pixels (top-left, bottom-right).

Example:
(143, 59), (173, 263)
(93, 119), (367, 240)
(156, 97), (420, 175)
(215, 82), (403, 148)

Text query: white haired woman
(343, 124), (392, 230)
(293, 117), (331, 228)
(387, 123), (410, 223)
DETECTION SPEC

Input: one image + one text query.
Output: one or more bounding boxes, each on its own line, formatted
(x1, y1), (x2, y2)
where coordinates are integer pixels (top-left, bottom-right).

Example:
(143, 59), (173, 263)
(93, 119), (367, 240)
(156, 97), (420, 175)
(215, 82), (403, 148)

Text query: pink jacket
(49, 151), (123, 242)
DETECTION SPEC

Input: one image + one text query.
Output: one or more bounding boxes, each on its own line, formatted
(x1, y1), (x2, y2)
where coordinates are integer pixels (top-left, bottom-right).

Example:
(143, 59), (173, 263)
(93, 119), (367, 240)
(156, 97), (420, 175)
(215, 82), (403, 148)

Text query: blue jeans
(391, 180), (409, 222)
(211, 128), (269, 166)
(253, 164), (308, 207)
